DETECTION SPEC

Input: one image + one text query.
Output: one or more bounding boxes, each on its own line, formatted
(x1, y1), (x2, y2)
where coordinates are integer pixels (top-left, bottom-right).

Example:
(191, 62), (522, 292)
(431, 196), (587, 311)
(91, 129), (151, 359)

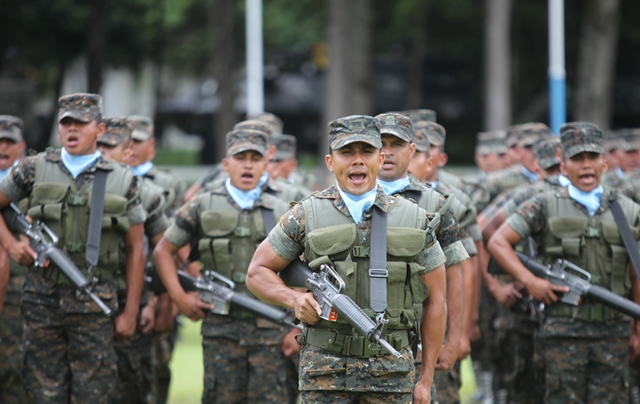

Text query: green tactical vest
(146, 167), (184, 211)
(195, 190), (289, 316)
(26, 152), (133, 283)
(303, 195), (432, 331)
(542, 189), (640, 321)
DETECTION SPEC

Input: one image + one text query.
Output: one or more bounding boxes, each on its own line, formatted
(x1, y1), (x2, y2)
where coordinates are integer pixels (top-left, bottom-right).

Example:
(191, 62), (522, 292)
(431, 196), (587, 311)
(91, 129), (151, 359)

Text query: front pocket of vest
(200, 210), (238, 237)
(101, 194), (129, 234)
(28, 183), (69, 236)
(386, 227), (426, 258)
(308, 224), (356, 257)
(547, 217), (587, 261)
(602, 223), (633, 293)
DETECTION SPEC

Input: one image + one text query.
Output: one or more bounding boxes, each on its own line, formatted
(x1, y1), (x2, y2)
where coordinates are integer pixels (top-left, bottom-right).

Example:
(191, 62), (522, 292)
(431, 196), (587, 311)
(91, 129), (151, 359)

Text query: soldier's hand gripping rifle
(279, 259), (403, 359)
(147, 267), (301, 329)
(2, 203), (112, 316)
(515, 251), (640, 319)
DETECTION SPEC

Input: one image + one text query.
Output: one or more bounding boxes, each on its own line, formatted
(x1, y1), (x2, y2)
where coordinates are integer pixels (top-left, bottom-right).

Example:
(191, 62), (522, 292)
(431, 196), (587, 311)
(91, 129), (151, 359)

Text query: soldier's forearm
(153, 240), (185, 302)
(0, 247), (8, 313)
(461, 258), (475, 338)
(444, 262), (464, 350)
(124, 242), (145, 316)
(246, 263), (302, 309)
(419, 294), (447, 385)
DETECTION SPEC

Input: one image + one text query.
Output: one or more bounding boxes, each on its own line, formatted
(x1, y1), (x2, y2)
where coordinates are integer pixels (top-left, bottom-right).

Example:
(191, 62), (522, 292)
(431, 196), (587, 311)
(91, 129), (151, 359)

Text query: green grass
(167, 319), (478, 403)
(154, 149), (200, 165)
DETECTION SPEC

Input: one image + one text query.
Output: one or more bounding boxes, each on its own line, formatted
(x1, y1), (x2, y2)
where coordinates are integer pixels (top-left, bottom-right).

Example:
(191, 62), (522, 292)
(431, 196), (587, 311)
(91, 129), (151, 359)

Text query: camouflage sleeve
(415, 241), (447, 274)
(145, 210), (169, 239)
(267, 203), (306, 261)
(0, 156), (36, 201)
(163, 197), (202, 248)
(125, 175), (146, 226)
(506, 194), (548, 239)
(467, 222), (483, 242)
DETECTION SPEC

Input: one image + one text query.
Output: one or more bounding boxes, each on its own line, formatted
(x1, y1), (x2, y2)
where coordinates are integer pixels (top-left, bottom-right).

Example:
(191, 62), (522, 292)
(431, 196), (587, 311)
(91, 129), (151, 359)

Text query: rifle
(2, 203), (112, 316)
(512, 251), (640, 319)
(147, 267), (301, 329)
(279, 259), (403, 359)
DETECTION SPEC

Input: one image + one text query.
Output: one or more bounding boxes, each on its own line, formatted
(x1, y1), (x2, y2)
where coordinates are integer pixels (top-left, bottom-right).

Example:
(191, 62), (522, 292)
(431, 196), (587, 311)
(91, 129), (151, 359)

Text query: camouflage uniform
(0, 116), (28, 403)
(503, 122), (638, 403)
(164, 129), (292, 404)
(271, 134), (313, 198)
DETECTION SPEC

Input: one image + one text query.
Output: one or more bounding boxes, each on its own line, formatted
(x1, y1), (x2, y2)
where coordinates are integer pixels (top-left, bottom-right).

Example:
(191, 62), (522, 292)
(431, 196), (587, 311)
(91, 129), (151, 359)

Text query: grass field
(167, 318), (478, 403)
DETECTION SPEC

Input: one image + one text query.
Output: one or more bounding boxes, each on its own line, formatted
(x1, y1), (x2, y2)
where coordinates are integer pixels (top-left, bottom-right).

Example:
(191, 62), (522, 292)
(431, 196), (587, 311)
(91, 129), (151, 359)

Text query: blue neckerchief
(336, 184), (377, 224)
(225, 178), (262, 210)
(258, 172), (269, 187)
(615, 166), (624, 179)
(477, 171), (486, 182)
(0, 160), (18, 181)
(558, 174), (571, 186)
(378, 176), (411, 196)
(129, 161), (154, 177)
(567, 184), (603, 217)
(429, 181), (438, 189)
(61, 148), (102, 179)
(520, 165), (538, 183)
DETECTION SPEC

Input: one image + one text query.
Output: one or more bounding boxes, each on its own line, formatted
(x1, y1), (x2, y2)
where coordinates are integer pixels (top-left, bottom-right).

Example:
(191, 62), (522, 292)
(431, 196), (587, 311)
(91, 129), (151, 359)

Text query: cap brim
(131, 129), (153, 141)
(331, 135), (382, 150)
(426, 134), (442, 147)
(563, 144), (605, 158)
(58, 111), (94, 123)
(537, 157), (560, 170)
(0, 131), (21, 142)
(229, 145), (266, 156)
(379, 128), (412, 142)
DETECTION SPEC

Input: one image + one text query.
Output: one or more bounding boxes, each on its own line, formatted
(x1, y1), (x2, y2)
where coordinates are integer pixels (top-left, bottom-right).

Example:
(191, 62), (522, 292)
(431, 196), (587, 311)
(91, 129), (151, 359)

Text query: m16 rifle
(147, 267), (301, 329)
(2, 203), (112, 316)
(279, 259), (403, 359)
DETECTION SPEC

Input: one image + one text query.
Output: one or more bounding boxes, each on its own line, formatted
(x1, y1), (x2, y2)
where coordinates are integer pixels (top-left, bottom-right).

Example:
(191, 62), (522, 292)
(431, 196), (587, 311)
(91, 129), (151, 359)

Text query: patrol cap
(477, 130), (508, 155)
(533, 136), (562, 170)
(375, 113), (413, 143)
(226, 128), (268, 156)
(414, 121), (446, 148)
(328, 115), (381, 150)
(0, 115), (24, 142)
(412, 123), (431, 153)
(511, 122), (552, 148)
(604, 130), (623, 153)
(58, 93), (103, 123)
(402, 109), (437, 124)
(621, 129), (640, 152)
(272, 134), (297, 161)
(245, 112), (283, 135)
(234, 119), (278, 142)
(128, 116), (154, 141)
(99, 117), (131, 146)
(560, 122), (604, 158)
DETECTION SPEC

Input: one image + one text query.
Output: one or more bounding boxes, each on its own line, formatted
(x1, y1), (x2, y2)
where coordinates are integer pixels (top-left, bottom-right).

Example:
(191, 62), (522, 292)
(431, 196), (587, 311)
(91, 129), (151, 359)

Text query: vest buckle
(584, 227), (600, 238)
(66, 242), (85, 253)
(233, 227), (251, 238)
(67, 195), (87, 206)
(351, 246), (370, 258)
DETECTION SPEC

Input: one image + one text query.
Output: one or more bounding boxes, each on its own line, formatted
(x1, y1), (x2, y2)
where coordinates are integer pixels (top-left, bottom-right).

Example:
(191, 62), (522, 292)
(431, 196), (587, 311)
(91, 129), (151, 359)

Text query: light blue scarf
(258, 172), (269, 187)
(558, 174), (570, 186)
(429, 181), (438, 189)
(615, 166), (624, 179)
(0, 160), (18, 181)
(378, 177), (411, 196)
(225, 178), (262, 210)
(520, 165), (538, 183)
(61, 148), (102, 179)
(567, 184), (603, 217)
(129, 161), (154, 177)
(336, 184), (377, 224)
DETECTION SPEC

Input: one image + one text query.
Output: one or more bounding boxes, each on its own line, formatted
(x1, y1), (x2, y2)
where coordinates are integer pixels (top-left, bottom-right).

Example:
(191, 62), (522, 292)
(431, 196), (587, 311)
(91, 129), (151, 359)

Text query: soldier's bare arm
(481, 209), (507, 241)
(247, 240), (321, 324)
(436, 262), (463, 370)
(0, 192), (35, 265)
(459, 257), (474, 359)
(0, 246), (8, 313)
(629, 263), (640, 360)
(115, 222), (146, 339)
(414, 264), (447, 404)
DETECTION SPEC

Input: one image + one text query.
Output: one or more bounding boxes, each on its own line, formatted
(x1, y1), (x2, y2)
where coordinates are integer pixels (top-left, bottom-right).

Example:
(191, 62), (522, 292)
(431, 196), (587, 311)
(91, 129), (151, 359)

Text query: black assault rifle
(147, 267), (301, 329)
(2, 203), (112, 316)
(494, 251), (640, 320)
(279, 259), (403, 359)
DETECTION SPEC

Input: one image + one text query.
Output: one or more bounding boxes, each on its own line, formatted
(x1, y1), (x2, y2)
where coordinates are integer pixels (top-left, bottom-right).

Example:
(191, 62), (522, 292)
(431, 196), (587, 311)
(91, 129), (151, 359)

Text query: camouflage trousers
(544, 335), (629, 403)
(20, 274), (118, 404)
(491, 304), (517, 400)
(300, 390), (413, 403)
(0, 295), (28, 404)
(432, 361), (461, 404)
(285, 353), (300, 404)
(470, 283), (498, 371)
(202, 336), (289, 404)
(152, 328), (176, 404)
(512, 318), (545, 404)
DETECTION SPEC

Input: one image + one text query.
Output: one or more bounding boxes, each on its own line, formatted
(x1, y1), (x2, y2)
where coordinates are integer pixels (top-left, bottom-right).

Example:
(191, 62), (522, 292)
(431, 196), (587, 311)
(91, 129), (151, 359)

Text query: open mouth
(578, 173), (595, 185)
(67, 136), (79, 147)
(348, 173), (367, 185)
(381, 160), (396, 170)
(240, 172), (254, 182)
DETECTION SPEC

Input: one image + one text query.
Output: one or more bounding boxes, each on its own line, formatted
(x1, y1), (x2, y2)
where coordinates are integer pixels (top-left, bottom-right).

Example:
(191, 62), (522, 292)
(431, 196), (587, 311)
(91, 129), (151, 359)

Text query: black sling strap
(369, 205), (388, 319)
(403, 190), (421, 203)
(261, 207), (276, 234)
(609, 195), (640, 281)
(86, 169), (108, 274)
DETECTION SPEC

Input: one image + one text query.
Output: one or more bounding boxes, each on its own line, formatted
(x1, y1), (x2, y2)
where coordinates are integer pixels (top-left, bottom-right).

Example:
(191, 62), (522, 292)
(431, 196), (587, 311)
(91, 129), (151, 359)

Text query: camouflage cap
(402, 109), (437, 124)
(375, 113), (413, 143)
(272, 134), (297, 160)
(0, 115), (24, 142)
(233, 119), (278, 143)
(622, 129), (640, 152)
(560, 122), (604, 158)
(604, 129), (623, 153)
(328, 115), (381, 150)
(414, 121), (446, 148)
(226, 128), (268, 156)
(58, 93), (103, 123)
(128, 116), (154, 141)
(411, 123), (431, 153)
(477, 130), (508, 155)
(511, 122), (552, 148)
(99, 117), (131, 146)
(533, 136), (562, 170)
(245, 112), (283, 135)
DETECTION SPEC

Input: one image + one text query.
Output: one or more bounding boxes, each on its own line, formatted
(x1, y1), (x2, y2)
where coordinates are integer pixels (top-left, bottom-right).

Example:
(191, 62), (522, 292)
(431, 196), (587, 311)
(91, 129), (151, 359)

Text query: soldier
(602, 129), (640, 190)
(488, 122), (640, 403)
(0, 93), (146, 402)
(153, 128), (294, 404)
(0, 115), (28, 404)
(246, 115), (448, 404)
(474, 130), (510, 176)
(247, 111), (284, 135)
(98, 117), (170, 404)
(270, 134), (314, 194)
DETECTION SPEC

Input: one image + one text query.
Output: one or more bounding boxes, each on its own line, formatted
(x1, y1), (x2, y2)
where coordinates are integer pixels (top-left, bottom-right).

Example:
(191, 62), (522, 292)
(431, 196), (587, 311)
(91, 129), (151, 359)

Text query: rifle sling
(403, 190), (421, 203)
(609, 197), (640, 281)
(369, 205), (388, 315)
(260, 206), (276, 234)
(86, 169), (108, 274)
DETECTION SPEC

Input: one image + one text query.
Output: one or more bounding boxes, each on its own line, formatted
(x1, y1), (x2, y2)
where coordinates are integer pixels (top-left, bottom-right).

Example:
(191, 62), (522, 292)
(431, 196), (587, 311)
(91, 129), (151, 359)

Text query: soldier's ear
(325, 154), (334, 173)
